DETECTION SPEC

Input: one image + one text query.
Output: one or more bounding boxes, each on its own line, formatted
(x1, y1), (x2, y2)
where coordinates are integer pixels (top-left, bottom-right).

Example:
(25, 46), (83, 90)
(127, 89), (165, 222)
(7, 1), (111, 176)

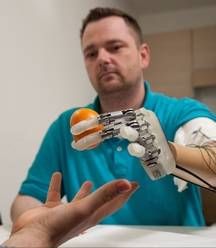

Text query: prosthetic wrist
(118, 108), (176, 180)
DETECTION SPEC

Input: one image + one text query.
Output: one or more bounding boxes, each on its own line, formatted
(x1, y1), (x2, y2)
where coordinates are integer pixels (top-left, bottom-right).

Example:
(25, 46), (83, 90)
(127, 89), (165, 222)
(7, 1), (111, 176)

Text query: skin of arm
(171, 117), (216, 190)
(11, 195), (42, 223)
(170, 142), (216, 188)
(3, 172), (138, 248)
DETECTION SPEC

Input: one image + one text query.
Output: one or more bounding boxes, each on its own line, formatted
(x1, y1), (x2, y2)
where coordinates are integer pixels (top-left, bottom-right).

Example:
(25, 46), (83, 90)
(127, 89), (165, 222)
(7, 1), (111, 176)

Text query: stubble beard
(97, 72), (143, 98)
(96, 74), (132, 96)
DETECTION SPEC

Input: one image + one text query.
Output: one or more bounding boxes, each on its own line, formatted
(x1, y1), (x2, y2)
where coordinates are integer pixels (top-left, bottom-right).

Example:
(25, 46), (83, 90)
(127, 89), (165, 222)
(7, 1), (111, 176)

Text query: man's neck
(99, 82), (145, 113)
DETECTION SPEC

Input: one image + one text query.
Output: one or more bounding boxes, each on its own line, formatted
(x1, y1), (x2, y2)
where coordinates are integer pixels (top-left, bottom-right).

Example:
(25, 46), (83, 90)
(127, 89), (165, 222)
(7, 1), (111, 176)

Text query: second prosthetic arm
(71, 108), (216, 192)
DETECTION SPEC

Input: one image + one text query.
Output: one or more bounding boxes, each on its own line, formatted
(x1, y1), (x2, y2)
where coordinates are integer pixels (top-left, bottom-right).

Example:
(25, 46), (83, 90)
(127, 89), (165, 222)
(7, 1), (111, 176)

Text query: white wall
(0, 0), (128, 225)
(138, 5), (216, 34)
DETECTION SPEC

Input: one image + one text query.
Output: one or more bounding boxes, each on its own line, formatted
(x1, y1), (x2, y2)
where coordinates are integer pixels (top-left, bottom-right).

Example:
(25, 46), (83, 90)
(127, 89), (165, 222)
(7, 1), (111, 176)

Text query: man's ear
(140, 43), (150, 69)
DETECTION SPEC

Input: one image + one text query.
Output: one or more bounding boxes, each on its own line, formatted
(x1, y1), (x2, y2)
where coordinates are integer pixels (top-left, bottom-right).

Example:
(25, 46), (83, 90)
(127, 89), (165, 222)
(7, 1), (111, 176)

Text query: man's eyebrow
(83, 44), (95, 54)
(106, 39), (124, 45)
(83, 39), (124, 53)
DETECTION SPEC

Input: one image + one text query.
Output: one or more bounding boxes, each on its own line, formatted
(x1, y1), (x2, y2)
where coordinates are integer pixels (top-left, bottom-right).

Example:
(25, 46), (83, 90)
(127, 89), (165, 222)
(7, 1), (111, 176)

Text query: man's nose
(97, 48), (111, 65)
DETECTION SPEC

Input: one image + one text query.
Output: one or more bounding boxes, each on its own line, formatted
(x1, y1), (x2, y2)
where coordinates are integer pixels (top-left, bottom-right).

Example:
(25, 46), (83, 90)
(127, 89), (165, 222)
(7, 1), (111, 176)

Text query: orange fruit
(70, 108), (103, 143)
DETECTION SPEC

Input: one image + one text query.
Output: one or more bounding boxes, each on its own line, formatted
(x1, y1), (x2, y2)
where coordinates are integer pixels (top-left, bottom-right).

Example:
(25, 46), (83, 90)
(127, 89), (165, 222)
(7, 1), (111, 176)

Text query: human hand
(4, 172), (138, 247)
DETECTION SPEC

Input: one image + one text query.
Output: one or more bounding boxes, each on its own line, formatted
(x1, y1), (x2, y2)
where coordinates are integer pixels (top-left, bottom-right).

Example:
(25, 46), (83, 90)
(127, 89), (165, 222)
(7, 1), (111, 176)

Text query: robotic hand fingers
(71, 132), (102, 151)
(71, 117), (99, 136)
(71, 108), (176, 180)
(71, 116), (102, 150)
(71, 109), (136, 150)
(120, 108), (176, 180)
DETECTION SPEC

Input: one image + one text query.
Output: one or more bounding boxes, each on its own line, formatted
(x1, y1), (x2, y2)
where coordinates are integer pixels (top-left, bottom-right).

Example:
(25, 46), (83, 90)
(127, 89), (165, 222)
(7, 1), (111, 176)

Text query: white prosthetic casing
(121, 108), (176, 180)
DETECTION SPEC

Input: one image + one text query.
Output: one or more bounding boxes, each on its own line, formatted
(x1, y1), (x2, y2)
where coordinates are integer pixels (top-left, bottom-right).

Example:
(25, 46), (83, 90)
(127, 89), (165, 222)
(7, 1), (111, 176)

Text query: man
(2, 172), (137, 247)
(11, 7), (216, 226)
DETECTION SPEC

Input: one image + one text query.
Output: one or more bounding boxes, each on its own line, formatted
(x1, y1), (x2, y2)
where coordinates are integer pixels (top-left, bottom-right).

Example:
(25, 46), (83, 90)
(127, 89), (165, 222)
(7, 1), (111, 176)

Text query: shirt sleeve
(165, 97), (216, 141)
(174, 98), (216, 129)
(19, 119), (64, 203)
(174, 117), (216, 145)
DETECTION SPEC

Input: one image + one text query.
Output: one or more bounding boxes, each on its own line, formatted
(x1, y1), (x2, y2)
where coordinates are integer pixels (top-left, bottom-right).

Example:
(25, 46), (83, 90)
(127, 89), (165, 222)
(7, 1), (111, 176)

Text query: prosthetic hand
(70, 108), (176, 180)
(71, 108), (216, 191)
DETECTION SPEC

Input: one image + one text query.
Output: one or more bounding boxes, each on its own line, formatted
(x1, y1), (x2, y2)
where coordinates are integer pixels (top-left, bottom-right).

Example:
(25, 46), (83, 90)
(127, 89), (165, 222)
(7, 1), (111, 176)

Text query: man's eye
(86, 51), (97, 59)
(108, 44), (124, 53)
(116, 45), (121, 50)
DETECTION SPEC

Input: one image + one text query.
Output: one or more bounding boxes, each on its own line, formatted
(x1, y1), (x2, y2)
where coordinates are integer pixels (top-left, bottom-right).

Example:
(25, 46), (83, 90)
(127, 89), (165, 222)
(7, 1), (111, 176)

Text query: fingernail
(116, 181), (131, 193)
(131, 182), (140, 190)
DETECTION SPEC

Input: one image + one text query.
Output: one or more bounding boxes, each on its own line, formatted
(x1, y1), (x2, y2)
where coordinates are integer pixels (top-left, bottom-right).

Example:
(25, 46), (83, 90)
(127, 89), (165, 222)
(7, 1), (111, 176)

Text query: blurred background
(0, 0), (216, 225)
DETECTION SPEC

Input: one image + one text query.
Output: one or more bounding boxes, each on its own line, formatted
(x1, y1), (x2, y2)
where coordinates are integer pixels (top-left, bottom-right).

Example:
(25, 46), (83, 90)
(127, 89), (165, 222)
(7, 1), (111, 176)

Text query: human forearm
(11, 195), (42, 223)
(170, 142), (216, 189)
(2, 227), (51, 248)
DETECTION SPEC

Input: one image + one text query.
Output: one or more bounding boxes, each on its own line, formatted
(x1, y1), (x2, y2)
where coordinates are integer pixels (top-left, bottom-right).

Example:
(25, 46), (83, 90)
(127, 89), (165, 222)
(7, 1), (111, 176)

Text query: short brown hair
(80, 7), (143, 44)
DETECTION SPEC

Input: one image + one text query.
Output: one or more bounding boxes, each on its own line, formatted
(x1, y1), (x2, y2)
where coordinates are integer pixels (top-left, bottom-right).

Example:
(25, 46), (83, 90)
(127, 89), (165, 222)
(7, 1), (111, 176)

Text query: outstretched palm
(12, 172), (137, 247)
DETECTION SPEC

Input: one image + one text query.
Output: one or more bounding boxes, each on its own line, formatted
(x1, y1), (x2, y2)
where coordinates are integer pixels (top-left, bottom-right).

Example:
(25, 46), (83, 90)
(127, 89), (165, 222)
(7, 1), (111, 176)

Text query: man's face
(81, 16), (149, 95)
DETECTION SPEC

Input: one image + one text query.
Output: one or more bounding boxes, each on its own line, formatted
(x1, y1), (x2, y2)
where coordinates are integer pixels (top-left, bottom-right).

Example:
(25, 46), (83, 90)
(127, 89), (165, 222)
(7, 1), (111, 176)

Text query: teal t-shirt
(19, 82), (216, 226)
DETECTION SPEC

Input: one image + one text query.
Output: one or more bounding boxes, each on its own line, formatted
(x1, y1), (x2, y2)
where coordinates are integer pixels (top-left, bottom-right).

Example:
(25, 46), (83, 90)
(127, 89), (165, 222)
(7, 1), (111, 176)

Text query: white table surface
(1, 224), (216, 247)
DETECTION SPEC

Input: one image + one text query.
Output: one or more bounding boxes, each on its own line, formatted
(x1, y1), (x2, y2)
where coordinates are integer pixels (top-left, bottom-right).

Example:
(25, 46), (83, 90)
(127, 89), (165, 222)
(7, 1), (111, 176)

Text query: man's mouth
(98, 70), (117, 80)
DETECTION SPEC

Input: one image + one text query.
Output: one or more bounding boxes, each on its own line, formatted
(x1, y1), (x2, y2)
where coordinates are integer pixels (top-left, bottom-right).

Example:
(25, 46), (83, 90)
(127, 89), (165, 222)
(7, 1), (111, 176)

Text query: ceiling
(123, 0), (216, 15)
